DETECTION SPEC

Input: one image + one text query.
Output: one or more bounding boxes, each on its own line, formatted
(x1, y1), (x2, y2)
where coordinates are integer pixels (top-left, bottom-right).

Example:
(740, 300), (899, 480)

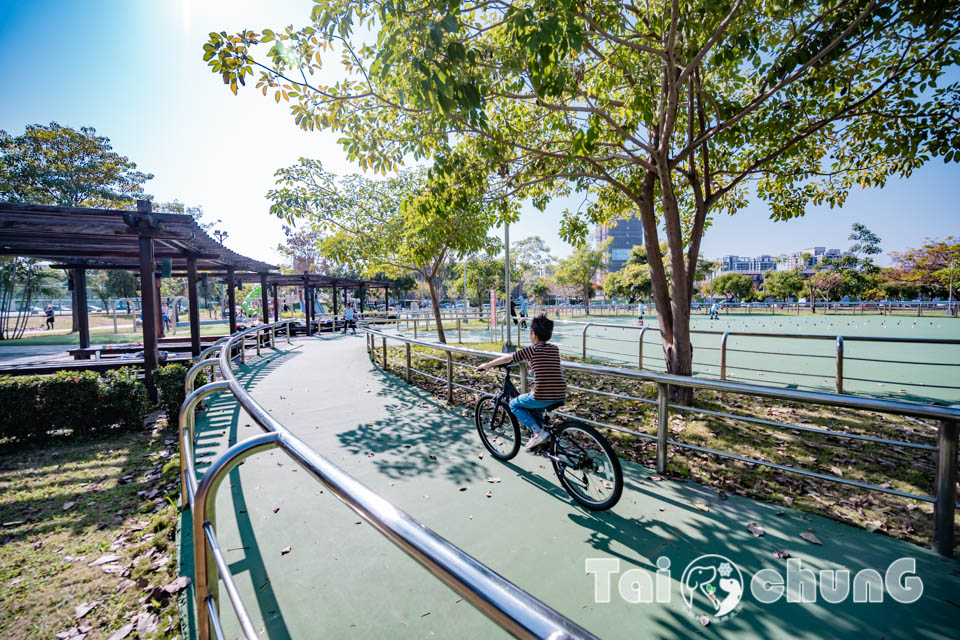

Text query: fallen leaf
(698, 614), (710, 626)
(747, 522), (765, 537)
(485, 491), (493, 498)
(162, 576), (191, 594)
(774, 549), (791, 559)
(486, 477), (501, 483)
(62, 502), (75, 511)
(694, 502), (709, 513)
(74, 601), (100, 619)
(89, 555), (122, 567)
(133, 612), (158, 635)
(106, 624), (133, 640)
(273, 508), (280, 514)
(458, 487), (468, 492)
(651, 475), (662, 482)
(799, 531), (823, 545)
(281, 545), (292, 556)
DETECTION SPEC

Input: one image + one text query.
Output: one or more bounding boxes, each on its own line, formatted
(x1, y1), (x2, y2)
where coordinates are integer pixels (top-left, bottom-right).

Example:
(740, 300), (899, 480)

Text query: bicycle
(474, 364), (624, 511)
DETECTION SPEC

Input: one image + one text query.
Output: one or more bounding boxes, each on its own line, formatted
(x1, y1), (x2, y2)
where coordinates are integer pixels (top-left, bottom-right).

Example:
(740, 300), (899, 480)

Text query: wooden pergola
(0, 200), (278, 398)
(232, 273), (393, 331)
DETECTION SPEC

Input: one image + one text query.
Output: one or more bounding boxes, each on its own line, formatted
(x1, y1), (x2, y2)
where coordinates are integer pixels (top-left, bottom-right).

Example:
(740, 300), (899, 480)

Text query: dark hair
(530, 314), (553, 341)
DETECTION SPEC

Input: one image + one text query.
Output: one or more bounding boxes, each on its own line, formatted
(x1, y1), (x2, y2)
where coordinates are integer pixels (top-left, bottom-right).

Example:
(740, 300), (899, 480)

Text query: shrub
(100, 367), (149, 431)
(0, 375), (46, 441)
(154, 364), (206, 427)
(39, 371), (101, 436)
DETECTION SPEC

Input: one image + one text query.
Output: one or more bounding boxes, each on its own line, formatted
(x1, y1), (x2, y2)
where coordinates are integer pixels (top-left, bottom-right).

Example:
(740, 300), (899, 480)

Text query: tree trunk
(583, 284), (591, 315)
(663, 302), (694, 404)
(427, 274), (446, 343)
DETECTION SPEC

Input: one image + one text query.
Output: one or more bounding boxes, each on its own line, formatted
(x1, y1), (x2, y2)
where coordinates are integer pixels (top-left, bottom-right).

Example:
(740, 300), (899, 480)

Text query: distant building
(595, 216), (644, 272)
(717, 254), (776, 273)
(778, 247), (851, 271)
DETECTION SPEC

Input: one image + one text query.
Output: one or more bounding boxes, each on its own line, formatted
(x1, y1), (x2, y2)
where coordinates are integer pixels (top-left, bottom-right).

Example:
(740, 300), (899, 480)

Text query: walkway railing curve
(362, 326), (960, 558)
(179, 319), (597, 640)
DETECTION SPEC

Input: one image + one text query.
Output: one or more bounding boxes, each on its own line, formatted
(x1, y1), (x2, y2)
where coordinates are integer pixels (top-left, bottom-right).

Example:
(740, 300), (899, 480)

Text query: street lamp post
(503, 222), (514, 352)
(213, 230), (228, 318)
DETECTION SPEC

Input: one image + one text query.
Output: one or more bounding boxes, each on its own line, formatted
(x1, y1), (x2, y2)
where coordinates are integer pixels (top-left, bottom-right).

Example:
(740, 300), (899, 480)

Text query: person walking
(45, 305), (55, 330)
(519, 295), (529, 329)
(709, 301), (720, 320)
(343, 303), (357, 335)
(161, 304), (171, 331)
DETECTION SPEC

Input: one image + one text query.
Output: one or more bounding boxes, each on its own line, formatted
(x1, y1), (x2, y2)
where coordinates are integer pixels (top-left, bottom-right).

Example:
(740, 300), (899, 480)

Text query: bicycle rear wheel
(475, 395), (521, 460)
(551, 420), (623, 510)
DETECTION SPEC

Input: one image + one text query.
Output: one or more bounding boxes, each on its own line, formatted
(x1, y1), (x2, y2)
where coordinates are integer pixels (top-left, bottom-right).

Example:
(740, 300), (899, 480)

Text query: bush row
(0, 363), (209, 442)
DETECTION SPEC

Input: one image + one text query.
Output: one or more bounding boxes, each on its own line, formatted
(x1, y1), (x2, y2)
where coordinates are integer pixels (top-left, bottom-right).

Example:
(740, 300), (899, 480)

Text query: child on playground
(637, 299), (646, 326)
(476, 315), (566, 451)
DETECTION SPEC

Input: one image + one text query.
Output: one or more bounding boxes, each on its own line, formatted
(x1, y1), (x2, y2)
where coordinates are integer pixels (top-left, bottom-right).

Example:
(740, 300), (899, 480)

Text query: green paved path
(182, 335), (960, 639)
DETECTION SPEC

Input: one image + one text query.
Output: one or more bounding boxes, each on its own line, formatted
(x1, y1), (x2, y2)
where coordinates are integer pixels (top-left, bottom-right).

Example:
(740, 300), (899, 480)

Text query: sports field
(410, 314), (960, 405)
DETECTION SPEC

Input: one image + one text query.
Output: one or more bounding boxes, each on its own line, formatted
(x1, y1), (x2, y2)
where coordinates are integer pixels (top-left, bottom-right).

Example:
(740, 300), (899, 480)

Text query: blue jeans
(509, 393), (556, 433)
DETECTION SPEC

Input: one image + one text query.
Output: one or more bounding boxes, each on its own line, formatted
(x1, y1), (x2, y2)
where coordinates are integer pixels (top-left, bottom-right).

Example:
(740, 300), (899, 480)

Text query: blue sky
(0, 0), (956, 267)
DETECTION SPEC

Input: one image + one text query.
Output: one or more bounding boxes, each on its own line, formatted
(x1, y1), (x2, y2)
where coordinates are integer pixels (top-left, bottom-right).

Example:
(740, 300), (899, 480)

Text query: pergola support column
(227, 267), (237, 334)
(187, 256), (201, 357)
(272, 283), (279, 322)
(138, 232), (159, 401)
(332, 285), (339, 316)
(259, 273), (270, 325)
(73, 268), (90, 349)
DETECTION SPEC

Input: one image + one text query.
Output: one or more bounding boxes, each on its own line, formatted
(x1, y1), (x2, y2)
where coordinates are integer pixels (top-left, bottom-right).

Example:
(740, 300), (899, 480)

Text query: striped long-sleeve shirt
(511, 342), (566, 401)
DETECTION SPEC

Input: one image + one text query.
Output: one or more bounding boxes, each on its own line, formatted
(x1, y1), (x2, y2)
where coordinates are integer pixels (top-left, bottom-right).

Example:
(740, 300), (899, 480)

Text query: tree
(154, 200), (220, 233)
(0, 122), (152, 206)
(890, 237), (960, 299)
(530, 278), (551, 305)
(512, 235), (552, 294)
(206, 2), (960, 400)
(556, 241), (608, 313)
(603, 263), (651, 302)
(809, 270), (845, 302)
(848, 222), (882, 274)
(267, 159), (499, 342)
(762, 268), (806, 301)
(276, 224), (326, 273)
(89, 270), (139, 311)
(710, 272), (754, 302)
(0, 259), (60, 340)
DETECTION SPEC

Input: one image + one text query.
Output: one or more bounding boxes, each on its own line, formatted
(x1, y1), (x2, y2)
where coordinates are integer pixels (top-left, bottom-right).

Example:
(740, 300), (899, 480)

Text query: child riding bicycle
(477, 315), (565, 451)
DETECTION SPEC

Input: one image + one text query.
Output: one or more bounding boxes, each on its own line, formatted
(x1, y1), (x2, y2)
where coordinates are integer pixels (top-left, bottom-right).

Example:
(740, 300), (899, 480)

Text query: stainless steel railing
(179, 320), (597, 640)
(362, 326), (960, 557)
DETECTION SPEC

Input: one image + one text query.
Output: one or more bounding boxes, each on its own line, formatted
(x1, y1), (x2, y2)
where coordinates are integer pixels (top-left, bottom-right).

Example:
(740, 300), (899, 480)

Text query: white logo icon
(680, 554), (744, 622)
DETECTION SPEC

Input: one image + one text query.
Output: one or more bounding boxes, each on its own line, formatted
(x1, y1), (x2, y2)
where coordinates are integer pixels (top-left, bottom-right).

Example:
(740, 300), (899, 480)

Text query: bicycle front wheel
(551, 420), (623, 510)
(475, 395), (521, 460)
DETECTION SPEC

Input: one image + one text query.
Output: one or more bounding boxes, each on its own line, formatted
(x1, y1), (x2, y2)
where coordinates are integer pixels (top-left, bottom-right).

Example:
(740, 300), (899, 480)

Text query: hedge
(154, 363), (206, 427)
(0, 367), (149, 442)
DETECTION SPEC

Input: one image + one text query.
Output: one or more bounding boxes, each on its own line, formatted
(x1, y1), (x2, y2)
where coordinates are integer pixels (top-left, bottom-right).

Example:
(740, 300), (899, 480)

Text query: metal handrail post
(178, 381), (231, 508)
(446, 352), (454, 403)
(457, 317), (462, 343)
(405, 343), (412, 382)
(933, 419), (958, 556)
(255, 328), (261, 356)
(286, 319), (292, 344)
(656, 382), (669, 473)
(194, 433), (280, 640)
(638, 326), (648, 369)
(582, 322), (593, 359)
(835, 336), (844, 394)
(720, 331), (730, 380)
(239, 334), (245, 364)
(519, 362), (529, 395)
(185, 359), (220, 395)
(413, 319), (418, 339)
(382, 337), (388, 371)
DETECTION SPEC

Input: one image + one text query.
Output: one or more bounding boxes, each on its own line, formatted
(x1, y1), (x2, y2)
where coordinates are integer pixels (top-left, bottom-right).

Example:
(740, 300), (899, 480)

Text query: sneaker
(525, 429), (550, 451)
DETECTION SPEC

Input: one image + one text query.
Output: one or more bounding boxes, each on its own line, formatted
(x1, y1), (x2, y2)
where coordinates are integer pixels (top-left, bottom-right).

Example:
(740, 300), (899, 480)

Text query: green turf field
(410, 314), (960, 404)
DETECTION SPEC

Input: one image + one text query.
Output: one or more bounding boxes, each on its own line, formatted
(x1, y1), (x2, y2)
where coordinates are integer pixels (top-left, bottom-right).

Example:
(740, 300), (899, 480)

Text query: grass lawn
(384, 341), (941, 548)
(0, 418), (186, 640)
(0, 323), (232, 347)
